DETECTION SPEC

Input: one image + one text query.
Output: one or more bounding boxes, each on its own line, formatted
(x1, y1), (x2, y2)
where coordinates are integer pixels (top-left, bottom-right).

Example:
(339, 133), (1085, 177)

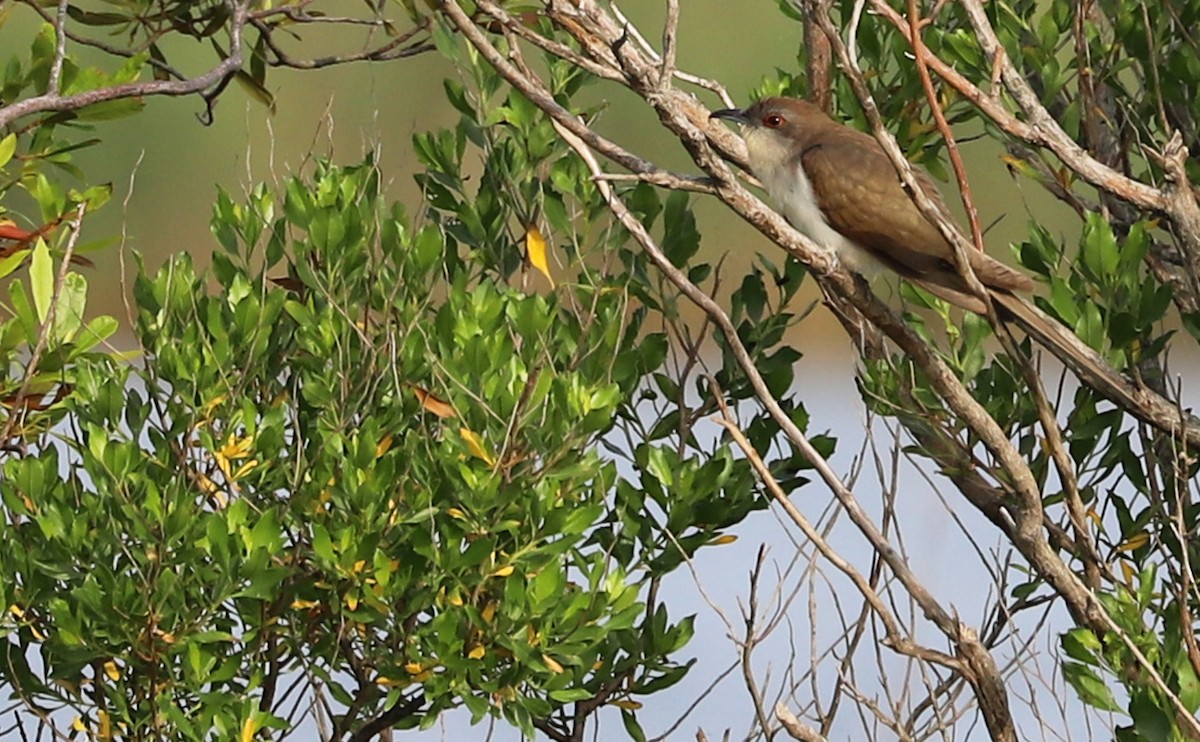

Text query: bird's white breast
(743, 129), (882, 277)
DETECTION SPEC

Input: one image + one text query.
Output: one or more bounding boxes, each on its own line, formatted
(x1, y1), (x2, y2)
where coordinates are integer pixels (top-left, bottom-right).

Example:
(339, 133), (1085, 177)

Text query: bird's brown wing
(798, 135), (952, 275)
(798, 135), (1033, 299)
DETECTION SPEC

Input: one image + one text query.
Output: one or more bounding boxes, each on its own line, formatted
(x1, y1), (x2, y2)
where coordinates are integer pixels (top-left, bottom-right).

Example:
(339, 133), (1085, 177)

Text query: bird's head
(710, 97), (828, 176)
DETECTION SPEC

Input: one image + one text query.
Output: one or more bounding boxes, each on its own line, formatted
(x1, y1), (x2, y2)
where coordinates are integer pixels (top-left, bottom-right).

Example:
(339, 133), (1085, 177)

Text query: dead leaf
(413, 385), (456, 419)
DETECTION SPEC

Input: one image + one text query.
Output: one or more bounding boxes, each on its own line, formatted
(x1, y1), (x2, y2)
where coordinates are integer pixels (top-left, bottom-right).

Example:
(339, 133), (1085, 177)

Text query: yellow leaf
(542, 654), (564, 674)
(468, 645), (486, 660)
(709, 534), (738, 546)
(375, 435), (394, 457)
(346, 593), (359, 611)
(232, 460), (259, 480)
(460, 428), (495, 465)
(202, 394), (228, 414)
(291, 599), (319, 610)
(1117, 532), (1150, 552)
(98, 710), (111, 739)
(196, 473), (220, 494)
(103, 660), (120, 681)
(495, 685), (518, 702)
(611, 699), (643, 710)
(491, 565), (515, 578)
(999, 153), (1032, 176)
(352, 560), (367, 573)
(448, 592), (464, 607)
(8, 604), (24, 619)
(214, 452), (233, 480)
(525, 225), (555, 287)
(1121, 560), (1136, 585)
(482, 601), (496, 623)
(72, 717), (86, 732)
(219, 432), (254, 460)
(405, 662), (424, 674)
(240, 715), (259, 742)
(446, 507), (467, 520)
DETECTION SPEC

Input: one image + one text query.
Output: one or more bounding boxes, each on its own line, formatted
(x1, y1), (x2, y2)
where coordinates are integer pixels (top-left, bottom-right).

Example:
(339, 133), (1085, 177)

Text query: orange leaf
(413, 385), (456, 419)
(525, 225), (555, 287)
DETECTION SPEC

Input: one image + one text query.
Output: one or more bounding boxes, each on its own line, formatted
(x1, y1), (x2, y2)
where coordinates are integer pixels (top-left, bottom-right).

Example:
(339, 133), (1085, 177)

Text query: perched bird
(710, 95), (1199, 445)
(710, 96), (1031, 313)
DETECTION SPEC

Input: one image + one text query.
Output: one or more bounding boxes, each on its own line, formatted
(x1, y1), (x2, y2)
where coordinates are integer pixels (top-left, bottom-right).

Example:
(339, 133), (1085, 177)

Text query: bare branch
(0, 1), (254, 130)
(776, 703), (827, 742)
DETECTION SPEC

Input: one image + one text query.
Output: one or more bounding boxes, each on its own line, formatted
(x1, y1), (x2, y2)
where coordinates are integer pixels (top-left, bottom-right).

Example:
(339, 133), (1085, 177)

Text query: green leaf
(1061, 628), (1101, 663)
(661, 191), (699, 267)
(620, 709), (647, 742)
(69, 315), (115, 355)
(312, 523), (335, 564)
(1063, 662), (1120, 712)
(233, 70), (276, 113)
(1175, 650), (1200, 713)
(51, 272), (86, 343)
(1080, 213), (1119, 281)
(645, 447), (674, 488)
(1075, 301), (1104, 351)
(1130, 688), (1173, 741)
(29, 237), (53, 324)
(0, 133), (16, 169)
(75, 98), (146, 121)
(0, 248), (31, 279)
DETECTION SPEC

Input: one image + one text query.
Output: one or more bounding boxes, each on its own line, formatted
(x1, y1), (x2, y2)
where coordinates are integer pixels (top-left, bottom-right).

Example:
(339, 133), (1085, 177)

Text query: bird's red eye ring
(763, 114), (785, 128)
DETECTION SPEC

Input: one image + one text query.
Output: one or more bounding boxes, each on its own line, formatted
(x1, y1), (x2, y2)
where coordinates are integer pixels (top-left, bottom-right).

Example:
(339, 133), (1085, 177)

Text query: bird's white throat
(743, 128), (882, 278)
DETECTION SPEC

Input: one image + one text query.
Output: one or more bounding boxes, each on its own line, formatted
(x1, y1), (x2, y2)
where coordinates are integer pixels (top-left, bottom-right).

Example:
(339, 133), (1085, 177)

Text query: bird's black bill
(709, 107), (750, 125)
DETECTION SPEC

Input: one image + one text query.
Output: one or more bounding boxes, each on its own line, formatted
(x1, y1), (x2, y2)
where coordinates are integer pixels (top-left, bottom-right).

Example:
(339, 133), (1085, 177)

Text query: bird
(709, 96), (1200, 446)
(709, 97), (1147, 385)
(709, 96), (1033, 314)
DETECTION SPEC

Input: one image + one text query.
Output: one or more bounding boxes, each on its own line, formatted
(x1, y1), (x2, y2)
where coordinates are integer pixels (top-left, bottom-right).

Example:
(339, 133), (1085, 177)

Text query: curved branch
(0, 1), (253, 130)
